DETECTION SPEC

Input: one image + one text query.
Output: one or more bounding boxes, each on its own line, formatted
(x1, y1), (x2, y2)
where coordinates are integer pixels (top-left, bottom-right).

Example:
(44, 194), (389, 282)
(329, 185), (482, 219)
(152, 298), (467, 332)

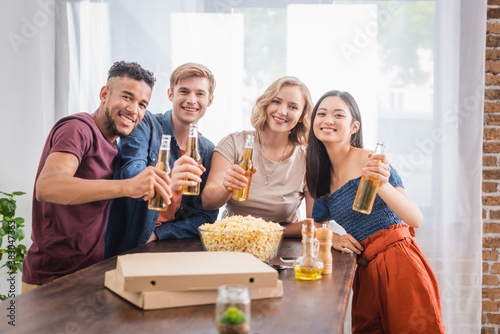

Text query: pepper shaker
(316, 223), (333, 275)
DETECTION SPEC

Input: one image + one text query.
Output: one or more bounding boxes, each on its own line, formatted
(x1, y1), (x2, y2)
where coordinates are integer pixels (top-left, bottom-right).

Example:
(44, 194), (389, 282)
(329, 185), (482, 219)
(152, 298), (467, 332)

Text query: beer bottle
(181, 123), (202, 196)
(148, 134), (172, 211)
(352, 141), (386, 214)
(232, 134), (254, 201)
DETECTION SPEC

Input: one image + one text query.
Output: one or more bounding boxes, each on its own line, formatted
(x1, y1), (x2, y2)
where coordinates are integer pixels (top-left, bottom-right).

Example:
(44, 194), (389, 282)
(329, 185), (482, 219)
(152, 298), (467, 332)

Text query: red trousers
(352, 224), (445, 334)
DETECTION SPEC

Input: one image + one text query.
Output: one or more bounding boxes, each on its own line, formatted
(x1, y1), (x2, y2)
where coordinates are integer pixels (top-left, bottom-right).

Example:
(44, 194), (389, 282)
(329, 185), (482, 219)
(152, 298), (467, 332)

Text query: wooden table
(0, 238), (356, 333)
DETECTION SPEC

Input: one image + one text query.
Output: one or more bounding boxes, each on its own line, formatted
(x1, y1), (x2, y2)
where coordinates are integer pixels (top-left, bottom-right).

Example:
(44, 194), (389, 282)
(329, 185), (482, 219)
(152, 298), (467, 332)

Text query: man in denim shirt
(105, 63), (219, 258)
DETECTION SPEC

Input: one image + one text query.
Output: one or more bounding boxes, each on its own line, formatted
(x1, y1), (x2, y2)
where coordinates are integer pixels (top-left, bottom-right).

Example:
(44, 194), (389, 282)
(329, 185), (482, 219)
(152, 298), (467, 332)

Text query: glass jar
(215, 285), (251, 334)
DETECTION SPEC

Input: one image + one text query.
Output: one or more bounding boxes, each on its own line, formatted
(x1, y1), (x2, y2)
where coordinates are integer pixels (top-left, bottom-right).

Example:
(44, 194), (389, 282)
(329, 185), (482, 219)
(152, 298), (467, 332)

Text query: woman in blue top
(306, 90), (444, 333)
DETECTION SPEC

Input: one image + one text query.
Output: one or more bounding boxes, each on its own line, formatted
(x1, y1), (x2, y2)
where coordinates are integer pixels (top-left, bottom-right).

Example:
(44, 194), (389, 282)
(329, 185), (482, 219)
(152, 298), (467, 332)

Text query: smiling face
(264, 85), (305, 134)
(313, 96), (360, 145)
(99, 76), (152, 140)
(168, 76), (213, 126)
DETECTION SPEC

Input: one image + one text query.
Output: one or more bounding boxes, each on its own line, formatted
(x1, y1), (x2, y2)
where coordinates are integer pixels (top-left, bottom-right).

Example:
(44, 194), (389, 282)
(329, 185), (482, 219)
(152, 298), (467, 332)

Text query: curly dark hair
(107, 61), (156, 89)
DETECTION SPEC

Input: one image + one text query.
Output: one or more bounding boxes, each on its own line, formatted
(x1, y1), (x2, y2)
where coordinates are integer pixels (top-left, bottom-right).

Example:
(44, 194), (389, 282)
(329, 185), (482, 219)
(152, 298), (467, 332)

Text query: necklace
(258, 133), (290, 186)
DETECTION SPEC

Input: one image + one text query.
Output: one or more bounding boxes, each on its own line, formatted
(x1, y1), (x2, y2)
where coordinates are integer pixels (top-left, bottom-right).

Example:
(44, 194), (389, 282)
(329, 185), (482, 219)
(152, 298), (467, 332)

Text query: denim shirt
(104, 110), (218, 259)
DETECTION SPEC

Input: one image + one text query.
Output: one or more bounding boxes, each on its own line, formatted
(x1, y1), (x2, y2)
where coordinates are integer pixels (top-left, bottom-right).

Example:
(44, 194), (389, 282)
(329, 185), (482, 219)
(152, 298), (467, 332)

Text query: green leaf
(16, 245), (26, 257)
(0, 191), (13, 197)
(15, 262), (22, 273)
(14, 217), (25, 227)
(16, 229), (25, 241)
(0, 228), (4, 236)
(12, 191), (26, 196)
(0, 294), (7, 301)
(1, 221), (9, 233)
(0, 198), (15, 217)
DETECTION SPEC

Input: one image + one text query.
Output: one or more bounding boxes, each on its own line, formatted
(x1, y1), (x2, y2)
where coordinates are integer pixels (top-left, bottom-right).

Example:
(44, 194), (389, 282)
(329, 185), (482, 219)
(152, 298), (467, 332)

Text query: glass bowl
(198, 225), (285, 264)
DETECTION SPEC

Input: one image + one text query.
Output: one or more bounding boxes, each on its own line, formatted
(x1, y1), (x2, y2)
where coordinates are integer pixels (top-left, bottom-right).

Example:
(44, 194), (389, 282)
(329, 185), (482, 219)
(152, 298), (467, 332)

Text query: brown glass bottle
(181, 123), (202, 196)
(148, 135), (171, 211)
(232, 134), (254, 201)
(352, 141), (386, 214)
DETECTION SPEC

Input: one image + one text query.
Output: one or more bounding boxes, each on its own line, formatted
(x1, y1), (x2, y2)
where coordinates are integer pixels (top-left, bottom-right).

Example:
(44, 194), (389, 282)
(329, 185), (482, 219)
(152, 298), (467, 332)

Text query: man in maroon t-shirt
(22, 61), (173, 291)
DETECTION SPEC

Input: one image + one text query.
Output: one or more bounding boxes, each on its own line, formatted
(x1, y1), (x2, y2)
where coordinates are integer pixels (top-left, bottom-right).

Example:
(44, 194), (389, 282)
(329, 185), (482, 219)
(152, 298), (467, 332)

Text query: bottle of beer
(181, 123), (202, 196)
(232, 134), (254, 201)
(148, 134), (172, 211)
(352, 141), (386, 214)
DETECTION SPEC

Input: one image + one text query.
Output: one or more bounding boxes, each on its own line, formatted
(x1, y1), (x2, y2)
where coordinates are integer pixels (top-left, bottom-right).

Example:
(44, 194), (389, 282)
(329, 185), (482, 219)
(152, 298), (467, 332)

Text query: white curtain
(430, 0), (484, 331)
(0, 1), (485, 332)
(0, 0), (62, 296)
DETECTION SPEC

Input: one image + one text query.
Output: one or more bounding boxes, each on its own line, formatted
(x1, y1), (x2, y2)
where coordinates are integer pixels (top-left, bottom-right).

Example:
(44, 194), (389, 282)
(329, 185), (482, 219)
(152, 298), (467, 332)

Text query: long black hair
(306, 90), (364, 199)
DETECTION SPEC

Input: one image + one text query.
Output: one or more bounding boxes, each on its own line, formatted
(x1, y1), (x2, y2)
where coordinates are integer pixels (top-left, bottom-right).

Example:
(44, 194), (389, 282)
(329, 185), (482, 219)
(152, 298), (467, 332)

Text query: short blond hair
(170, 62), (216, 97)
(250, 76), (312, 146)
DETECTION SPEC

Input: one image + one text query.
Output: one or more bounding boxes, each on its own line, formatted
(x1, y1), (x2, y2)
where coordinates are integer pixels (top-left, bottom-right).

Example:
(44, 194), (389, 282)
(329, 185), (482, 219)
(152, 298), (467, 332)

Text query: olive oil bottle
(148, 135), (171, 211)
(294, 219), (324, 281)
(232, 134), (254, 201)
(181, 123), (202, 196)
(352, 141), (385, 214)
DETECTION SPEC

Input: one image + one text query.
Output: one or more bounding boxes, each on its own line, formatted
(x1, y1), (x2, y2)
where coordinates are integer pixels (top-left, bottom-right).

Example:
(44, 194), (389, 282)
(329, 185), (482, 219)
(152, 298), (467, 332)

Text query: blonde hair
(250, 76), (312, 146)
(170, 62), (216, 97)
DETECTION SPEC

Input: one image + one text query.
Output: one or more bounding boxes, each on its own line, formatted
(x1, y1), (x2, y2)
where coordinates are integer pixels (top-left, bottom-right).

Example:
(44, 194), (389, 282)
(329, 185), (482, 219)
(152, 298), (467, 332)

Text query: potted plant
(0, 191), (27, 301)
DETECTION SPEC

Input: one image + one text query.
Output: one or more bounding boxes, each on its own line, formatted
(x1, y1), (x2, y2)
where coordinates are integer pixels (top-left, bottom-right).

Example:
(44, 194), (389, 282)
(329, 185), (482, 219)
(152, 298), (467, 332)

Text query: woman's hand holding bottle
(362, 153), (391, 189)
(223, 165), (257, 192)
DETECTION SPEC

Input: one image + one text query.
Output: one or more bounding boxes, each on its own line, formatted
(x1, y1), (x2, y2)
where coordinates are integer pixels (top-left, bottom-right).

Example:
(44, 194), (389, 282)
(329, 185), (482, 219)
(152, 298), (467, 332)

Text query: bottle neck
(374, 142), (385, 155)
(302, 234), (316, 257)
(188, 124), (199, 138)
(186, 135), (199, 151)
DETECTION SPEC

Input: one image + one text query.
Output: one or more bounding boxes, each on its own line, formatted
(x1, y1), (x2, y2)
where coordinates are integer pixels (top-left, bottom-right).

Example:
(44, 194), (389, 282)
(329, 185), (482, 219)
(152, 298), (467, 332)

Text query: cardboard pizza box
(105, 269), (283, 310)
(115, 251), (278, 292)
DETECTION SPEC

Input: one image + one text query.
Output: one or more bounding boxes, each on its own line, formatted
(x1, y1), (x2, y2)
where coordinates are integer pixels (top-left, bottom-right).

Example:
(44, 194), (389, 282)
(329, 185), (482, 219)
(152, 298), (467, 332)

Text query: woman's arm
(377, 185), (423, 228)
(202, 152), (251, 210)
(282, 191), (321, 238)
(365, 153), (423, 228)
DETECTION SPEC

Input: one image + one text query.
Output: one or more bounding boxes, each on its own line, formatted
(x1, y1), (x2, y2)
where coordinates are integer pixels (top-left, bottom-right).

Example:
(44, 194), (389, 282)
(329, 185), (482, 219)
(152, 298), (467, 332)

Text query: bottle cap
(303, 218), (314, 228)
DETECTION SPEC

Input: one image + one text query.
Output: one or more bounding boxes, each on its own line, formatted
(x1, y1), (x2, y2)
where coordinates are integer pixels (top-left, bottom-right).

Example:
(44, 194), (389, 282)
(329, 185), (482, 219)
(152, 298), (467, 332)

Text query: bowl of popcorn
(198, 215), (285, 263)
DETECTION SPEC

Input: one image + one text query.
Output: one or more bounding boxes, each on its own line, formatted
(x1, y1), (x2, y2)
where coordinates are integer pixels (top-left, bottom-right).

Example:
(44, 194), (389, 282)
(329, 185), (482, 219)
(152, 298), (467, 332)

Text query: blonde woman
(202, 76), (314, 237)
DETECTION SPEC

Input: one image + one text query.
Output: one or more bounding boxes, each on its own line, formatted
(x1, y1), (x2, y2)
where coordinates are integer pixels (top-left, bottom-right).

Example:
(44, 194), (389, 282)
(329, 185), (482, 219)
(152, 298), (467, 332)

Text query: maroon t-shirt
(22, 113), (118, 285)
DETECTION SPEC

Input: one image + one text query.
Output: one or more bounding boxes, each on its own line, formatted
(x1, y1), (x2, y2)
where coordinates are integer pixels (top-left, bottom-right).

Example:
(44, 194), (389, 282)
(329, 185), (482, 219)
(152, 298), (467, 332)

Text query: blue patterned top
(312, 165), (404, 242)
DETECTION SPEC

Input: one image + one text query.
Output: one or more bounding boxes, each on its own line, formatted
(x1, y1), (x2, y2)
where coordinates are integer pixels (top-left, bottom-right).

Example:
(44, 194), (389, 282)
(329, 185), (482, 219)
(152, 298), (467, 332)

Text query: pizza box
(115, 251), (278, 292)
(105, 269), (283, 310)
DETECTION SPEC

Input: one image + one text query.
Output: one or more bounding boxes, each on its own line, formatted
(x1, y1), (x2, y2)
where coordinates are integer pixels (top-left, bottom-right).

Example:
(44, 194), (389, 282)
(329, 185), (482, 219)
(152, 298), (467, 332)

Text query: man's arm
(36, 152), (172, 205)
(153, 202), (219, 240)
(115, 112), (155, 180)
(152, 137), (219, 240)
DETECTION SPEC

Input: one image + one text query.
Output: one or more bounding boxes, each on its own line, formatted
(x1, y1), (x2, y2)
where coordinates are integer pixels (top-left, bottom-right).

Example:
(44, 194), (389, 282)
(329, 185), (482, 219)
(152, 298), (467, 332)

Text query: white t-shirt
(215, 130), (307, 224)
